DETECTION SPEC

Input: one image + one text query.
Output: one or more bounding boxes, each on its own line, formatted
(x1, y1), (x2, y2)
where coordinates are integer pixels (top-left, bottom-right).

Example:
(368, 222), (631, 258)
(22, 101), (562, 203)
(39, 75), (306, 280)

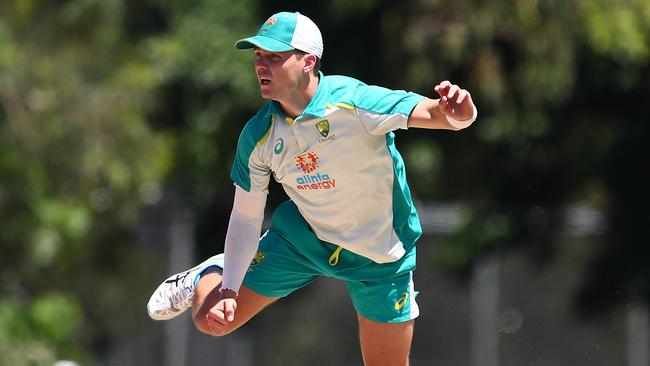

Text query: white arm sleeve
(220, 185), (267, 294)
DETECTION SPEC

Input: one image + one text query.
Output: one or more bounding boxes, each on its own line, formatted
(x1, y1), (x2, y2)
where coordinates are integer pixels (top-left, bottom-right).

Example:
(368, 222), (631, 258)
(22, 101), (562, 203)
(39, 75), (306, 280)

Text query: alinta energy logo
(294, 151), (336, 190)
(295, 151), (319, 174)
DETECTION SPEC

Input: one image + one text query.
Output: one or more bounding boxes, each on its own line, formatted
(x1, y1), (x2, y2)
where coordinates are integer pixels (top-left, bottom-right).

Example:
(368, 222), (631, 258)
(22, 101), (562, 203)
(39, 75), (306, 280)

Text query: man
(147, 11), (477, 366)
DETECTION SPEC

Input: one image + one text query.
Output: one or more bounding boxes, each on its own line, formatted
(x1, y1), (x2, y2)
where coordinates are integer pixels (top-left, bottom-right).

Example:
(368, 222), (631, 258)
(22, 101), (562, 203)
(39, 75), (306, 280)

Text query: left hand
(434, 80), (475, 121)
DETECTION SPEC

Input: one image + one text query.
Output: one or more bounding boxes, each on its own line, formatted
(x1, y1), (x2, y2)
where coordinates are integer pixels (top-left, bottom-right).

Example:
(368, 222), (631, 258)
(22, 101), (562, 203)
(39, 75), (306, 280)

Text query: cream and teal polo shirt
(231, 72), (425, 263)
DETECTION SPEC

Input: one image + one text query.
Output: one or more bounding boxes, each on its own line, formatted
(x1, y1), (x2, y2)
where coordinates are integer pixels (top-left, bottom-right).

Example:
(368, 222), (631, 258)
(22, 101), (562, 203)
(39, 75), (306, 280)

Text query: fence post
(164, 205), (195, 366)
(470, 254), (500, 366)
(627, 302), (649, 366)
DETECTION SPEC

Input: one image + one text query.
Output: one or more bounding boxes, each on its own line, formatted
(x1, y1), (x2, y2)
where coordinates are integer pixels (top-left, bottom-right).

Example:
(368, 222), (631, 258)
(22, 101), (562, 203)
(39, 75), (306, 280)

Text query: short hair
(295, 50), (321, 76)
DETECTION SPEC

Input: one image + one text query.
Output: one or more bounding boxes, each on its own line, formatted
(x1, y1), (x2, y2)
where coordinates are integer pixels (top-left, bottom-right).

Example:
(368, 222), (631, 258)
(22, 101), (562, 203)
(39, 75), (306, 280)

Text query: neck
(278, 73), (320, 119)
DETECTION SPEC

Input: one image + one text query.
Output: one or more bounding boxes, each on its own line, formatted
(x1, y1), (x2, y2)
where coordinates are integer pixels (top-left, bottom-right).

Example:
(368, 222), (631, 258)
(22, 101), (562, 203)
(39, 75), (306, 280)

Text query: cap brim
(235, 35), (295, 52)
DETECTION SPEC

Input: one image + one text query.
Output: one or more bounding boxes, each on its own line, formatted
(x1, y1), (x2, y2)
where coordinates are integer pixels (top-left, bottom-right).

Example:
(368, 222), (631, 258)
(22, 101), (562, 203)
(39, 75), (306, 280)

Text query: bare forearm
(407, 81), (478, 130)
(407, 98), (455, 129)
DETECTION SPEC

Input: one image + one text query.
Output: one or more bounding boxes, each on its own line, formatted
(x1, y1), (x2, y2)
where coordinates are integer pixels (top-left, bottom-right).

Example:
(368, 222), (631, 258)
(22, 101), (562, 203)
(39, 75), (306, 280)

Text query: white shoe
(147, 253), (224, 320)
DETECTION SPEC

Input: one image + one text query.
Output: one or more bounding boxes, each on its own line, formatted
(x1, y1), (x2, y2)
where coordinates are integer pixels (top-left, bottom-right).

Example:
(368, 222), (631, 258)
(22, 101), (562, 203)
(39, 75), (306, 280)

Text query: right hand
(205, 289), (237, 334)
(434, 80), (475, 122)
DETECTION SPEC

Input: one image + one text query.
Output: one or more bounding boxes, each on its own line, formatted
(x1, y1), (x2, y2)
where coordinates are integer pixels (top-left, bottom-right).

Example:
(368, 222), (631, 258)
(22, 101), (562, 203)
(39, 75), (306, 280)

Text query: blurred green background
(1, 0), (649, 365)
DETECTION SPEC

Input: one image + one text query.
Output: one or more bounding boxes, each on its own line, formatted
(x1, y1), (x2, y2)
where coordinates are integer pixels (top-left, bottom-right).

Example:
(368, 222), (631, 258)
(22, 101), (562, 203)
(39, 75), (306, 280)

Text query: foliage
(1, 0), (173, 362)
(0, 293), (84, 366)
(1, 0), (649, 363)
(392, 0), (649, 297)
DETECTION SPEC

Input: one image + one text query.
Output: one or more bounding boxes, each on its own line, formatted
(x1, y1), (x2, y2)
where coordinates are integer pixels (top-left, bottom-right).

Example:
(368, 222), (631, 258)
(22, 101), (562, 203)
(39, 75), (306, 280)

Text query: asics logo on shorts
(394, 292), (409, 310)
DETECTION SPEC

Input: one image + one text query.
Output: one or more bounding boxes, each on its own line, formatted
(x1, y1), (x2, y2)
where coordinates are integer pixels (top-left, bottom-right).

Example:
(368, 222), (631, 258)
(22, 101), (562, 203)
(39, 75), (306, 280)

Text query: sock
(193, 265), (221, 287)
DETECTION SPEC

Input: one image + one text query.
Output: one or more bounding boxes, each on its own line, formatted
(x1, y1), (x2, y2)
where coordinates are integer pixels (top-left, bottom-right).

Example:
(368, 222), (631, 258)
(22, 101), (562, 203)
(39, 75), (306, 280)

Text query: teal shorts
(242, 200), (419, 323)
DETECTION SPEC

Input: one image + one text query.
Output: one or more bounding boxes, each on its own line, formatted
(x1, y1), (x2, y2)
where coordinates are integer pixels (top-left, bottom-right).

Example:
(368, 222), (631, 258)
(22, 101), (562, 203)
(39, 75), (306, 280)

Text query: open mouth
(260, 78), (271, 85)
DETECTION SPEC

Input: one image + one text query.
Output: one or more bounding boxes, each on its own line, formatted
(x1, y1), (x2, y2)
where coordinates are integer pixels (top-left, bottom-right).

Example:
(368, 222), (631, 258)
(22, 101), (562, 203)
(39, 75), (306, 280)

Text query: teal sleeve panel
(230, 106), (273, 192)
(386, 132), (422, 249)
(353, 85), (425, 117)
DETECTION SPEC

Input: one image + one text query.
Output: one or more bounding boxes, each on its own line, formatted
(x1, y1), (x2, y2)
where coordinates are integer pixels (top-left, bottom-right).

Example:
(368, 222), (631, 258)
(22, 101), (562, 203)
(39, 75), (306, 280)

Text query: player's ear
(303, 53), (317, 73)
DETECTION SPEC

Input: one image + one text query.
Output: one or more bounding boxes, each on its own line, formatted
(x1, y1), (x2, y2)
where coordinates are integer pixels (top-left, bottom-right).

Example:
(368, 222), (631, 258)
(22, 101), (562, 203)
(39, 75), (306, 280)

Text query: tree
(1, 0), (174, 362)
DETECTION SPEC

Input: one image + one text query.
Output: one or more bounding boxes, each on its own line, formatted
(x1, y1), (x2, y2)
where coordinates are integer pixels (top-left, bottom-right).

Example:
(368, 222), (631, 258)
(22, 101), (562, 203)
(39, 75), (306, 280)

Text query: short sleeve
(353, 85), (425, 135)
(230, 115), (273, 192)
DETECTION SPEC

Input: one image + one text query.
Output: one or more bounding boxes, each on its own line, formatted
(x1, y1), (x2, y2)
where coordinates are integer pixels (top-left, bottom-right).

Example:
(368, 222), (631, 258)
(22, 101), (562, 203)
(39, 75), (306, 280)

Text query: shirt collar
(301, 71), (329, 119)
(270, 71), (329, 122)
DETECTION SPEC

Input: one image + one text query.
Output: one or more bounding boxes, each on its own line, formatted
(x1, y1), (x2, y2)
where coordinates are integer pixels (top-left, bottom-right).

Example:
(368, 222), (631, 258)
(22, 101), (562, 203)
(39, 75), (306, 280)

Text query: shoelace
(155, 277), (194, 314)
(168, 285), (193, 310)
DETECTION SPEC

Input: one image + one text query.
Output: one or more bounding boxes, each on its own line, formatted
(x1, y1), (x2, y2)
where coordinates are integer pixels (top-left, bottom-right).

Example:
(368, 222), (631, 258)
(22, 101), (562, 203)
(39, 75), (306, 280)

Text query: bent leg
(358, 313), (414, 366)
(191, 268), (278, 336)
(189, 201), (322, 336)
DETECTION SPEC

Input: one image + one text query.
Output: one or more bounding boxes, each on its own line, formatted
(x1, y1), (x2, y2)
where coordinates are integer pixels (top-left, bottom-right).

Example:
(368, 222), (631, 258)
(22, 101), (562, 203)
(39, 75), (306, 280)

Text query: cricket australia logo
(251, 251), (266, 267)
(295, 151), (320, 174)
(316, 120), (330, 137)
(316, 120), (335, 143)
(248, 251), (266, 272)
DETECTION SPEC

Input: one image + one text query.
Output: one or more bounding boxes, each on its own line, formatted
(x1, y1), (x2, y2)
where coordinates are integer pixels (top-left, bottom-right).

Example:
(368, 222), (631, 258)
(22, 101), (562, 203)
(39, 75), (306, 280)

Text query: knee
(192, 312), (235, 337)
